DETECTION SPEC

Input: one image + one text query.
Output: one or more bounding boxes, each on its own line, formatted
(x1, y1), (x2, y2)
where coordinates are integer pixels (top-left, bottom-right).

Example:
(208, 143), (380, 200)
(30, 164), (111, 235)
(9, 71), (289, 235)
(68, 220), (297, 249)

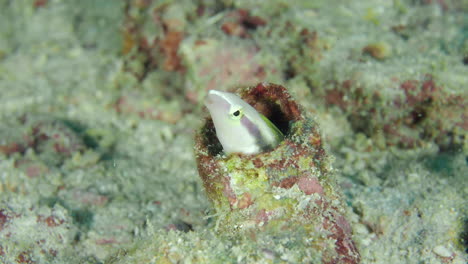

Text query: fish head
(204, 90), (261, 154)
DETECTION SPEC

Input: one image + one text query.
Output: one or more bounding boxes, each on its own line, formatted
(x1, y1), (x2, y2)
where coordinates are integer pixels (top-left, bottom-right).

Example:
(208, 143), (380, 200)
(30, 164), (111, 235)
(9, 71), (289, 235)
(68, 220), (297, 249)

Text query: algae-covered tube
(195, 83), (360, 264)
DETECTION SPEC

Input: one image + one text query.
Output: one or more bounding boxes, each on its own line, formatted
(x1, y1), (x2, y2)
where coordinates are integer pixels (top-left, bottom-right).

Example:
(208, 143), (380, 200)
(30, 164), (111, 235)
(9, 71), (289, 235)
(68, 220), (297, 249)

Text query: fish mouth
(204, 93), (216, 107)
(204, 90), (230, 111)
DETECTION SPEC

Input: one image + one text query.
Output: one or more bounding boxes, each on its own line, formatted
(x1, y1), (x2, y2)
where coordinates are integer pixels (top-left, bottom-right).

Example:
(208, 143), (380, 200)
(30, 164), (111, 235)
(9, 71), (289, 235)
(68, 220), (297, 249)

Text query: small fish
(204, 90), (283, 154)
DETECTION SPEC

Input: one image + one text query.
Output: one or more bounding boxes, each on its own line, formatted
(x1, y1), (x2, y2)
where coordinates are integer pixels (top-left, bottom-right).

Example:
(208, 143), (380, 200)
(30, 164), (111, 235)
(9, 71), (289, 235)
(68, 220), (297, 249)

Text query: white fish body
(204, 90), (283, 154)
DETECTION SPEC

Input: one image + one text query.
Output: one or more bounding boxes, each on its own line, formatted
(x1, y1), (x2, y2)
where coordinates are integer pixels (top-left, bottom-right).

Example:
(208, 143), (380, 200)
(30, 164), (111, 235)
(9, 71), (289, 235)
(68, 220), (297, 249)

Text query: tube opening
(200, 83), (303, 156)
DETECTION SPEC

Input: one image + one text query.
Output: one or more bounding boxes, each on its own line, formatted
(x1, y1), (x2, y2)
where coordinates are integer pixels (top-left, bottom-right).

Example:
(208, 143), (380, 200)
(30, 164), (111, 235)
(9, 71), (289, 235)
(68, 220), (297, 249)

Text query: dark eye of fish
(233, 110), (241, 117)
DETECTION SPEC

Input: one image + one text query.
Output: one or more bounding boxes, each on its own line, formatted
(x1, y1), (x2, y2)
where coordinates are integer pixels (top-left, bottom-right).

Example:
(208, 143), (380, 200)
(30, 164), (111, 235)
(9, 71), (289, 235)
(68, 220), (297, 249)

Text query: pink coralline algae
(195, 83), (360, 263)
(325, 74), (466, 150)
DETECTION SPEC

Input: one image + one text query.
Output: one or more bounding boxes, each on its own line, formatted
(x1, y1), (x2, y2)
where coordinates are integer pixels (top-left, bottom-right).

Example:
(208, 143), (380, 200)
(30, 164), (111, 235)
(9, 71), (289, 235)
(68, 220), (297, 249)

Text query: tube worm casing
(195, 83), (360, 263)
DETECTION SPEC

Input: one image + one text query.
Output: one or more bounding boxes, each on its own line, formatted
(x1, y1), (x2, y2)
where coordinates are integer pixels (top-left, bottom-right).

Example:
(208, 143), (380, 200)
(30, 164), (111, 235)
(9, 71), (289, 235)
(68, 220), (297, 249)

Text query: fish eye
(229, 106), (243, 120)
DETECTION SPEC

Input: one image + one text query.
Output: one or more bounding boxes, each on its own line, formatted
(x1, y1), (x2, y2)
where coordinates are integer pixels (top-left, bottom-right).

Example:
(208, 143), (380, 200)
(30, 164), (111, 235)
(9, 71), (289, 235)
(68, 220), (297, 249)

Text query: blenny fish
(204, 90), (283, 154)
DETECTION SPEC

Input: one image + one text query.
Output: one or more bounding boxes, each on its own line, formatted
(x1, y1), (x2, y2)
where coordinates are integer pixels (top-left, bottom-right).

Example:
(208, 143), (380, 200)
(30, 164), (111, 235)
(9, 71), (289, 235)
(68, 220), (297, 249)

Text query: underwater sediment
(195, 83), (360, 263)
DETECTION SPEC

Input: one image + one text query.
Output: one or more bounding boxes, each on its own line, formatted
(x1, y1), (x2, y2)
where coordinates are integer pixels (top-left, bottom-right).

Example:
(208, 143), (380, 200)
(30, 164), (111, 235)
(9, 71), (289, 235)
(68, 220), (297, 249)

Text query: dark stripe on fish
(241, 116), (271, 151)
